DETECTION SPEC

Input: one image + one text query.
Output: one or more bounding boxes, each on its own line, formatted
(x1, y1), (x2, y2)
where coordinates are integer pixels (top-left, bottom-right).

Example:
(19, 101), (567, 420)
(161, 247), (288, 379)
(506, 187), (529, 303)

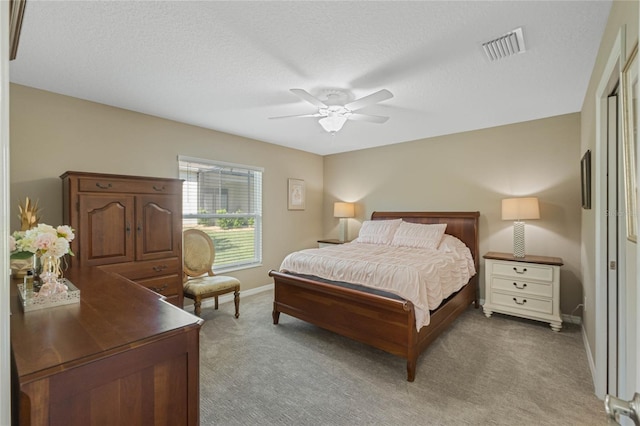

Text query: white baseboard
(582, 323), (597, 394)
(184, 282), (274, 312)
(562, 314), (582, 325)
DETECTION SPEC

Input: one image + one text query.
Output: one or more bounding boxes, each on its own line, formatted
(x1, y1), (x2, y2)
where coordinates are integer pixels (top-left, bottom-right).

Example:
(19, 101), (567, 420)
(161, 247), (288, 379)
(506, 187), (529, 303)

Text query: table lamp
(502, 197), (540, 258)
(334, 202), (355, 242)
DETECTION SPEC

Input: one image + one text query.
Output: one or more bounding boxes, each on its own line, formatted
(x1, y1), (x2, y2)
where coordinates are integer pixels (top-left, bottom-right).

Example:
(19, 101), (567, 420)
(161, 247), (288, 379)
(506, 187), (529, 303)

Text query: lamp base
(513, 221), (525, 258)
(338, 218), (348, 242)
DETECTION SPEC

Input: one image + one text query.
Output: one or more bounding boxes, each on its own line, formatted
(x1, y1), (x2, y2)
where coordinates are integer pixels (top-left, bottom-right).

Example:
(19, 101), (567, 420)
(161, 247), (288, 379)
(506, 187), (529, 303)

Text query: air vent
(482, 27), (526, 61)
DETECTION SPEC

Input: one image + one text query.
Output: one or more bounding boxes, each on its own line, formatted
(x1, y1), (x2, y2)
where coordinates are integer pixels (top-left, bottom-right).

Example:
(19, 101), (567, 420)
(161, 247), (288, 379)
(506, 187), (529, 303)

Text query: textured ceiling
(10, 1), (612, 156)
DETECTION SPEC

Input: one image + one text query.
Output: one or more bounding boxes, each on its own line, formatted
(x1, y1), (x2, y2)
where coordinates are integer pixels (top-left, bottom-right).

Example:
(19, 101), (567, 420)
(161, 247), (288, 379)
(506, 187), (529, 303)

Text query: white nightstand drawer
(491, 291), (553, 315)
(491, 277), (553, 298)
(491, 262), (553, 282)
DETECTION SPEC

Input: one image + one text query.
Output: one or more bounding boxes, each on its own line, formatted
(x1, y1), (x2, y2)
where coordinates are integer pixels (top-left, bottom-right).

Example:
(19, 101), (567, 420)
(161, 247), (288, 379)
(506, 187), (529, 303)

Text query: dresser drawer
(491, 291), (553, 315)
(136, 274), (181, 297)
(490, 277), (552, 298)
(78, 177), (181, 195)
(106, 258), (180, 280)
(491, 261), (553, 282)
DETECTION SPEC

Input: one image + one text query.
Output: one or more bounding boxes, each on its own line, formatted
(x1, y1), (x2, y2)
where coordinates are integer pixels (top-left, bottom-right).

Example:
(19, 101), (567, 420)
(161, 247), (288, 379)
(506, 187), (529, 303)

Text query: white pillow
(438, 234), (468, 252)
(390, 221), (447, 249)
(355, 219), (402, 245)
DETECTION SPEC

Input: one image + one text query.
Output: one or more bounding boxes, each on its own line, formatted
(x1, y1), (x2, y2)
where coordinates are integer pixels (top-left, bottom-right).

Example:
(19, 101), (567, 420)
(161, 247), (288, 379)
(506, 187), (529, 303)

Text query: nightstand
(482, 251), (563, 332)
(317, 239), (349, 248)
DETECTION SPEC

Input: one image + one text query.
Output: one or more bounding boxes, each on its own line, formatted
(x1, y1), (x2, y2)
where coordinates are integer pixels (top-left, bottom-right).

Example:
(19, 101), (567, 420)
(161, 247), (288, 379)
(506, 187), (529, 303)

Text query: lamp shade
(502, 197), (540, 221)
(334, 202), (355, 218)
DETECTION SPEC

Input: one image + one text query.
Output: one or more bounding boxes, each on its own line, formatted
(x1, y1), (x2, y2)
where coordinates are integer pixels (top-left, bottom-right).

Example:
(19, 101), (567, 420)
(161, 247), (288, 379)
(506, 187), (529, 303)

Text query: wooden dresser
(11, 266), (202, 425)
(60, 171), (184, 307)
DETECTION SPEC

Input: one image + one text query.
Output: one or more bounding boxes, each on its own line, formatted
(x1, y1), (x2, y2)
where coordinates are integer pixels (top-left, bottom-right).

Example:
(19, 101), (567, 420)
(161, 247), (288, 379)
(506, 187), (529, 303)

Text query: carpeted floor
(197, 289), (605, 425)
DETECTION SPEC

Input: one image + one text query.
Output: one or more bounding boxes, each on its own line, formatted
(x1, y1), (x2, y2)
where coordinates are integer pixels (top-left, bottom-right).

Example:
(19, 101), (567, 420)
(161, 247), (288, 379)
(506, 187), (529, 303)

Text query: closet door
(78, 194), (135, 266)
(135, 194), (181, 261)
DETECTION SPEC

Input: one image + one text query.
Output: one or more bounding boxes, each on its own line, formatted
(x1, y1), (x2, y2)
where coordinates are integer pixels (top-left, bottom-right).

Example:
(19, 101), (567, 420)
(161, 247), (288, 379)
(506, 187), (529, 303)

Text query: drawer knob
(152, 265), (168, 272)
(513, 267), (527, 274)
(513, 297), (527, 305)
(512, 282), (527, 290)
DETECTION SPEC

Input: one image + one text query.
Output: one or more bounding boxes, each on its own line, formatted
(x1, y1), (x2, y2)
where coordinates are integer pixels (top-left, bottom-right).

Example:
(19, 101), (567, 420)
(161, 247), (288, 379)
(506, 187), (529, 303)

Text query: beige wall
(580, 0), (638, 366)
(9, 84), (324, 292)
(323, 113), (583, 314)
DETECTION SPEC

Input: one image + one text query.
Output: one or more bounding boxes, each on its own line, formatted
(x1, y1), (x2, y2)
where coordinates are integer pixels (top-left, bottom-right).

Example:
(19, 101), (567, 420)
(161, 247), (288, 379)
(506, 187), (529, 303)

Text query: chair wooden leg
(234, 289), (240, 318)
(194, 296), (202, 317)
(214, 296), (219, 310)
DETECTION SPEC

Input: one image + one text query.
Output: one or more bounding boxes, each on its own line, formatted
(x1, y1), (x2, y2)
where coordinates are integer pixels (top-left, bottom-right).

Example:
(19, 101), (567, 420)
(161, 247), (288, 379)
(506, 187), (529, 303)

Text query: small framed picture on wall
(288, 178), (305, 210)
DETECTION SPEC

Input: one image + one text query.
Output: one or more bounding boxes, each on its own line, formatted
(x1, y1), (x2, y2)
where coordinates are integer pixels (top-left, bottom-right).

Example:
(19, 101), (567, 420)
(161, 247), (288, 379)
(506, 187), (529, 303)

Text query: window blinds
(179, 156), (263, 271)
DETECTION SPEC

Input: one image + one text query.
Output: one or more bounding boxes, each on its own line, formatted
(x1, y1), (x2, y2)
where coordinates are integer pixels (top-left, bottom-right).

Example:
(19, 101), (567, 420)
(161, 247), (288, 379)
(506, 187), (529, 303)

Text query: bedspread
(279, 241), (476, 330)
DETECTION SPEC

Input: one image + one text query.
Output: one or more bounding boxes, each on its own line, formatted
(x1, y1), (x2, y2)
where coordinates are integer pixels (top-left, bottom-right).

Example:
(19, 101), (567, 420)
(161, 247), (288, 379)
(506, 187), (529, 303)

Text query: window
(179, 156), (263, 272)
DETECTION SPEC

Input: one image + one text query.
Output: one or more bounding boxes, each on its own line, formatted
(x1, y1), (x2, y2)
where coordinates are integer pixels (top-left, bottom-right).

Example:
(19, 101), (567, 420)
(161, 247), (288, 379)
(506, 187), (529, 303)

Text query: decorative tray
(17, 279), (81, 312)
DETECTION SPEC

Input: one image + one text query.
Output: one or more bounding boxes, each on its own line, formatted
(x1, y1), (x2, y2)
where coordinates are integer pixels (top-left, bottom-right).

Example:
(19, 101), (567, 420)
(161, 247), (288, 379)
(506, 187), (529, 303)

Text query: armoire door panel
(79, 194), (135, 266)
(136, 195), (181, 261)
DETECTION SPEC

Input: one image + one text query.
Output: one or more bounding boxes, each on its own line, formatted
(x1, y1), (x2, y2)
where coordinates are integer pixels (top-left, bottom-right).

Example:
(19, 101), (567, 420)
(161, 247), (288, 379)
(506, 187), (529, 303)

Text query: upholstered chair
(183, 229), (240, 318)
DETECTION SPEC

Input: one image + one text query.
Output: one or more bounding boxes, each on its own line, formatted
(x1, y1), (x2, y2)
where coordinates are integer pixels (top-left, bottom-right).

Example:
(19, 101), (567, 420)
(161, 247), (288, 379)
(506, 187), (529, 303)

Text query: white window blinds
(179, 156), (263, 271)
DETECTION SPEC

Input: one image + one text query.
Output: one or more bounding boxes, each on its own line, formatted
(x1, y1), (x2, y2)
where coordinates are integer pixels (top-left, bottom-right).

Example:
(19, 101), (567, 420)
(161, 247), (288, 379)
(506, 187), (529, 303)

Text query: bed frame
(269, 211), (480, 382)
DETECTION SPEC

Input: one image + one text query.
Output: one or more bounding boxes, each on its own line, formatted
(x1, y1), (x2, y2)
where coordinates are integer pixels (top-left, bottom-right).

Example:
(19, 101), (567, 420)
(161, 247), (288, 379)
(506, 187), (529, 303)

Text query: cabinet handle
(137, 223), (142, 233)
(126, 222), (131, 236)
(512, 297), (527, 305)
(152, 265), (168, 272)
(150, 284), (168, 293)
(95, 182), (112, 190)
(513, 267), (527, 274)
(153, 185), (166, 192)
(512, 282), (527, 289)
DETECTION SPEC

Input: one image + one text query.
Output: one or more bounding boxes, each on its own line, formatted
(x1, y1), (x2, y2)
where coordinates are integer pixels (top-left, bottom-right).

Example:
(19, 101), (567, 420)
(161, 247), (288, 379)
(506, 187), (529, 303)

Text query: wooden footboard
(269, 270), (477, 381)
(271, 211), (479, 381)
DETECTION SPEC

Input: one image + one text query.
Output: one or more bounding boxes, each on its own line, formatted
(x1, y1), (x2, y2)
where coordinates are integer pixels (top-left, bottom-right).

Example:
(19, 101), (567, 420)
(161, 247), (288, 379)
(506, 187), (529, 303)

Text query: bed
(268, 211), (480, 381)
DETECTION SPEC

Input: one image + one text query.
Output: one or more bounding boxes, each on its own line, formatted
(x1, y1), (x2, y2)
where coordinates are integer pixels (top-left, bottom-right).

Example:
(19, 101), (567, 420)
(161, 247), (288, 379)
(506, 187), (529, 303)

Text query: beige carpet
(197, 290), (605, 425)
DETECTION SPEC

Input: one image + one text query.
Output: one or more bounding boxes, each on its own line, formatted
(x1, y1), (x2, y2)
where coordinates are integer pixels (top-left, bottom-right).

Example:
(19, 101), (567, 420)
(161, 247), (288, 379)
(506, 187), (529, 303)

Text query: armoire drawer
(106, 258), (180, 281)
(136, 274), (181, 297)
(78, 177), (182, 195)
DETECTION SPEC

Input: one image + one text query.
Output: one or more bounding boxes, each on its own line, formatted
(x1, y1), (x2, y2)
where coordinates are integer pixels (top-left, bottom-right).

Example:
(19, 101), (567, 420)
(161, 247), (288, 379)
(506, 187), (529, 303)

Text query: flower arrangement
(10, 224), (75, 260)
(10, 224), (75, 296)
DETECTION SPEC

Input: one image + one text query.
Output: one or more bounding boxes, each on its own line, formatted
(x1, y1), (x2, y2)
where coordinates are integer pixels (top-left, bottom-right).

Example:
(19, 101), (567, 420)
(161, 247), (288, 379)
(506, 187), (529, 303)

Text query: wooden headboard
(371, 211), (481, 271)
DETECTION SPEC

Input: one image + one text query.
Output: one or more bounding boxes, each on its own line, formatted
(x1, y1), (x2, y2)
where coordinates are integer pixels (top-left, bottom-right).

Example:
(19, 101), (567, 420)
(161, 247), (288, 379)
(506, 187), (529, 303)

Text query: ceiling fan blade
(269, 113), (322, 120)
(344, 89), (393, 111)
(347, 113), (389, 124)
(290, 89), (328, 108)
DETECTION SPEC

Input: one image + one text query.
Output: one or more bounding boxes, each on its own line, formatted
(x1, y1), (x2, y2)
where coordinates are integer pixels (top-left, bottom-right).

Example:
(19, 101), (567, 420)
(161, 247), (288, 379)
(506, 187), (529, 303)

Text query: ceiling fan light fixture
(319, 116), (348, 134)
(271, 88), (393, 134)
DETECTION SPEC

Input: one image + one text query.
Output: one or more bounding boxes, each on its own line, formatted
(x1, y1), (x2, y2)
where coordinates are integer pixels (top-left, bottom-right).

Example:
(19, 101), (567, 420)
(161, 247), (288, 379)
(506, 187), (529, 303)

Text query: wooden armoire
(61, 171), (184, 307)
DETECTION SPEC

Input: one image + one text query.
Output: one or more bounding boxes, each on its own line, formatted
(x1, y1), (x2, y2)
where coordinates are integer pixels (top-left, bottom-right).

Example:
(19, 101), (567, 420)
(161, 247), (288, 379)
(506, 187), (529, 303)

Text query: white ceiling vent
(482, 27), (526, 61)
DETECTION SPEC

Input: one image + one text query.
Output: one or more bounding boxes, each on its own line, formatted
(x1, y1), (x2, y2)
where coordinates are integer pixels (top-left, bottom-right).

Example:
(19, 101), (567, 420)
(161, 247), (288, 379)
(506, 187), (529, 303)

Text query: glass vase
(36, 254), (67, 296)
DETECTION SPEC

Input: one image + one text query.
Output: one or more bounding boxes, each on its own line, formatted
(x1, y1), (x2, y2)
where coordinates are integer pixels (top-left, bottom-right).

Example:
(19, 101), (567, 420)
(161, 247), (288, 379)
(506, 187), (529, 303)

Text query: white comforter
(279, 242), (476, 330)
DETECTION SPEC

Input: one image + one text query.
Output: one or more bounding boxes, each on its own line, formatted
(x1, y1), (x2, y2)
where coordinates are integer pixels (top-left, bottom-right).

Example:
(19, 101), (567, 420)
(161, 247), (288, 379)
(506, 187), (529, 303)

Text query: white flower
(49, 237), (70, 258)
(9, 223), (75, 259)
(57, 225), (75, 242)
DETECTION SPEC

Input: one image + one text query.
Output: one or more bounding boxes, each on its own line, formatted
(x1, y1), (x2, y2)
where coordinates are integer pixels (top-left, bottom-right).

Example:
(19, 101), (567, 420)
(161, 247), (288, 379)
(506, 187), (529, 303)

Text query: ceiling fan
(270, 88), (394, 134)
